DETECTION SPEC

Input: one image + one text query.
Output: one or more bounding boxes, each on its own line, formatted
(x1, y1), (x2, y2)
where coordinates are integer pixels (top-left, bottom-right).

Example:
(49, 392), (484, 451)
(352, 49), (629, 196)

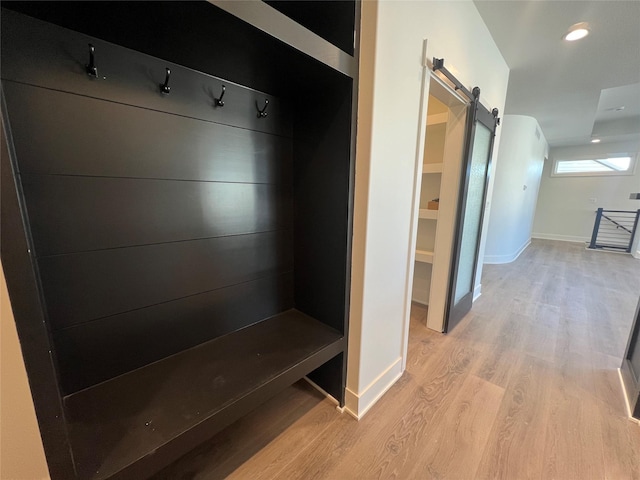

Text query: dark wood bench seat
(63, 309), (343, 480)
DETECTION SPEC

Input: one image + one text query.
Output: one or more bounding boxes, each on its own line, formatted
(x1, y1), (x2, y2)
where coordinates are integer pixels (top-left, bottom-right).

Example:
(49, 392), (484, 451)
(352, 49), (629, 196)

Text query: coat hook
(160, 68), (171, 95)
(257, 99), (269, 118)
(85, 44), (98, 78)
(215, 85), (225, 107)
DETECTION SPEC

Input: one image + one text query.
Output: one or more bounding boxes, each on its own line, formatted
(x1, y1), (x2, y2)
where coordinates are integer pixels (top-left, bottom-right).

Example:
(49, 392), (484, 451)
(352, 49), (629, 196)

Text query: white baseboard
(473, 283), (482, 301)
(344, 357), (403, 420)
(531, 232), (589, 243)
(483, 239), (531, 264)
(617, 368), (640, 425)
(633, 250), (640, 260)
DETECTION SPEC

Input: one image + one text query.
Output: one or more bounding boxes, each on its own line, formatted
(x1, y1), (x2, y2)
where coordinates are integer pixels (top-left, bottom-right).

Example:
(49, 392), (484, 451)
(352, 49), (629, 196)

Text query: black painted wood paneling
(1, 110), (76, 479)
(292, 82), (353, 405)
(0, 10), (293, 137)
(55, 273), (294, 394)
(2, 7), (354, 477)
(22, 174), (292, 256)
(307, 352), (346, 405)
(293, 84), (353, 334)
(621, 297), (640, 419)
(64, 310), (343, 480)
(39, 230), (294, 330)
(2, 2), (352, 98)
(3, 82), (292, 182)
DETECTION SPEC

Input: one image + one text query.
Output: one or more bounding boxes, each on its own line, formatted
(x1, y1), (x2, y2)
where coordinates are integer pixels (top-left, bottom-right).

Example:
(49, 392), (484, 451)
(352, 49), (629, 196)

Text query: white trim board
(633, 250), (640, 260)
(484, 239), (531, 264)
(401, 38), (432, 374)
(531, 232), (589, 243)
(617, 368), (640, 426)
(208, 0), (356, 78)
(303, 376), (343, 411)
(344, 357), (403, 420)
(473, 283), (482, 302)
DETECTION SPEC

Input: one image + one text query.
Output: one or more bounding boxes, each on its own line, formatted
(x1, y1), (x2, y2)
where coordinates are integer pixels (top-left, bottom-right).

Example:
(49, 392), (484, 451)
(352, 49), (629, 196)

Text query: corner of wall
(346, 0), (380, 410)
(345, 357), (403, 419)
(473, 283), (482, 301)
(531, 232), (589, 244)
(484, 239), (531, 264)
(0, 264), (50, 480)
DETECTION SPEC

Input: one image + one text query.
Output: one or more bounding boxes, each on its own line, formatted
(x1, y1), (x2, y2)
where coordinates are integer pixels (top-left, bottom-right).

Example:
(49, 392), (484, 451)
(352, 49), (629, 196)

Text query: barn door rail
(432, 57), (474, 101)
(588, 208), (640, 253)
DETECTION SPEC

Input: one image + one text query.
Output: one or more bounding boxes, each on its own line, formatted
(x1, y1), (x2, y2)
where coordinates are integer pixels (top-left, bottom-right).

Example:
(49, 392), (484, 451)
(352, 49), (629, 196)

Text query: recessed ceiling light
(563, 22), (590, 41)
(591, 138), (601, 143)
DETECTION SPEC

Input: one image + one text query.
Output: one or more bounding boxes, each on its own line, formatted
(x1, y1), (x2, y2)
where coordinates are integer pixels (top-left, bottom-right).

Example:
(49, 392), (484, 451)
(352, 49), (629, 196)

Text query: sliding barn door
(445, 88), (499, 332)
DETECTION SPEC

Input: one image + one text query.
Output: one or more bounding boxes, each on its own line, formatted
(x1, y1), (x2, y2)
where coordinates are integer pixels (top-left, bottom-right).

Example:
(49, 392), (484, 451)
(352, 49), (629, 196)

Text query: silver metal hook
(215, 85), (226, 107)
(257, 99), (269, 118)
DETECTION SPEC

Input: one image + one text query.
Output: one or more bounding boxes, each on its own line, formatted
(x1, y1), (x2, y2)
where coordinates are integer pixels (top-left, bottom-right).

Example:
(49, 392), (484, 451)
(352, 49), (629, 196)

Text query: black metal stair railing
(588, 208), (640, 253)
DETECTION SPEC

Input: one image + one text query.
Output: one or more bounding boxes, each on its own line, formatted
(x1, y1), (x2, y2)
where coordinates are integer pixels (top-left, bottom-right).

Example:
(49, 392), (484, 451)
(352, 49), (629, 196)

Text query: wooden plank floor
(152, 240), (640, 479)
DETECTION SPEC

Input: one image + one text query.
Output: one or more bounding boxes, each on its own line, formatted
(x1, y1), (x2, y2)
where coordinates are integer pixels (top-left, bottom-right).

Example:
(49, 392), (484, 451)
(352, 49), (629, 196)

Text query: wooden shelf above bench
(64, 309), (343, 480)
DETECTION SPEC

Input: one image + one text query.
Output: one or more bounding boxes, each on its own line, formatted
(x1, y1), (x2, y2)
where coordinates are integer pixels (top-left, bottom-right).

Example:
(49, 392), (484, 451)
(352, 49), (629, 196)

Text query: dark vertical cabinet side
(293, 83), (354, 403)
(1, 101), (75, 479)
(621, 297), (640, 419)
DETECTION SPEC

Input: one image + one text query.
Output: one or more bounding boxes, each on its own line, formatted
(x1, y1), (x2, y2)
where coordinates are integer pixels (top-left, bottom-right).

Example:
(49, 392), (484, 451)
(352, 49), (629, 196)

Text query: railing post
(628, 209), (640, 253)
(589, 208), (603, 249)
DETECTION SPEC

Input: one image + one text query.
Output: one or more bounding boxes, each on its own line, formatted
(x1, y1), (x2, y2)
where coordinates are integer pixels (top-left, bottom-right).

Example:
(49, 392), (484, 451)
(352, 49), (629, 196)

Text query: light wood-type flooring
(154, 239), (640, 479)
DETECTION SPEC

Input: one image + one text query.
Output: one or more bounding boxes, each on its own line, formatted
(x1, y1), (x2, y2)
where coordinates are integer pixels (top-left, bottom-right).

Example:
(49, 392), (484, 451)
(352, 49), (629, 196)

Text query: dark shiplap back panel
(0, 10), (292, 136)
(4, 83), (292, 184)
(39, 231), (294, 330)
(2, 10), (295, 394)
(55, 274), (294, 394)
(21, 174), (292, 256)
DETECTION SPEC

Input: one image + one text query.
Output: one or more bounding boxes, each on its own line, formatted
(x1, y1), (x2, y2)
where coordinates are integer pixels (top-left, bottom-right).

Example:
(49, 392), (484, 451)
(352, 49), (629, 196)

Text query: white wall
(0, 264), (50, 480)
(485, 115), (548, 263)
(532, 140), (640, 245)
(347, 0), (509, 418)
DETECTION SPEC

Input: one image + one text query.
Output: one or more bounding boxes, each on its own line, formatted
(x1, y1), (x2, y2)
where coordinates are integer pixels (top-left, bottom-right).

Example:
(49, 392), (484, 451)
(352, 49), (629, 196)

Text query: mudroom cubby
(1, 2), (357, 479)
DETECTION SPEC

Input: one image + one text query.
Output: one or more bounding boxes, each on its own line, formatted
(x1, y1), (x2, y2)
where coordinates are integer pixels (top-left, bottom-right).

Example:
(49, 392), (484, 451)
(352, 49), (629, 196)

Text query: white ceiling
(474, 0), (640, 148)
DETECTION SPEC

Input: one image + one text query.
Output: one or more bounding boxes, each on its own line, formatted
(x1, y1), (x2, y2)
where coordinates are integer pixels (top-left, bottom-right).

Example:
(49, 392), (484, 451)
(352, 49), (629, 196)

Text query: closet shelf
(422, 163), (443, 174)
(63, 309), (343, 480)
(415, 249), (434, 264)
(427, 112), (448, 126)
(419, 209), (438, 220)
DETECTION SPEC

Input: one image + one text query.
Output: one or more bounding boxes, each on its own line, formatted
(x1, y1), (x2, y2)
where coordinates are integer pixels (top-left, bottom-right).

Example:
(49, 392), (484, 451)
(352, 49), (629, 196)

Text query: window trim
(551, 152), (638, 178)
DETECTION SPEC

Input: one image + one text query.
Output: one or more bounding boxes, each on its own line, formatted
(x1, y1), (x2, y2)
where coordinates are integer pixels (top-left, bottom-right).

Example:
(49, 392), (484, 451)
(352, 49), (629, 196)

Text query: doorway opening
(409, 74), (468, 336)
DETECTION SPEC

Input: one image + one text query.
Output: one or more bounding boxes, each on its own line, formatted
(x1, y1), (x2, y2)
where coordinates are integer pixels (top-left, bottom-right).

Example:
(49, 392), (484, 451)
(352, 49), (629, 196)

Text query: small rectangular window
(552, 155), (636, 177)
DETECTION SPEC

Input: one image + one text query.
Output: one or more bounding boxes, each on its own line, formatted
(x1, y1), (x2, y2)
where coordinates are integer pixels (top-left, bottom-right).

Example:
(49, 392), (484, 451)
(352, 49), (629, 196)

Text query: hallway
(155, 239), (640, 479)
